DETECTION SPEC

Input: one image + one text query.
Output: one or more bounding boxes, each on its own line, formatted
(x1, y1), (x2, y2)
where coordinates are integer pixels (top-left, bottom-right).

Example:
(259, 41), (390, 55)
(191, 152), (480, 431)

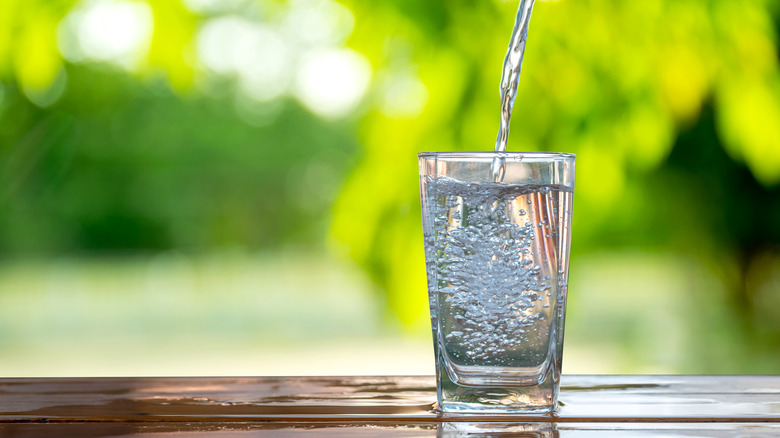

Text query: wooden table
(1, 375), (779, 436)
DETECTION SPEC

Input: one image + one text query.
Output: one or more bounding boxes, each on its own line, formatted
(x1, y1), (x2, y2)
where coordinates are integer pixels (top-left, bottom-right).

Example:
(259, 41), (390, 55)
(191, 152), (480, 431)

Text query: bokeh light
(58, 0), (154, 68)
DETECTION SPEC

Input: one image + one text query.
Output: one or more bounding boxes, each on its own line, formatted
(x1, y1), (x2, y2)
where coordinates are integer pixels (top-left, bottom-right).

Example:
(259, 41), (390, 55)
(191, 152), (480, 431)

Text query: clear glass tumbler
(418, 151), (575, 413)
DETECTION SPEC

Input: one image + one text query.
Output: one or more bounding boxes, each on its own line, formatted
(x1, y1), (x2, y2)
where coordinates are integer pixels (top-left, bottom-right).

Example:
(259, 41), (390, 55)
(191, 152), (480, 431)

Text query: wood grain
(1, 375), (779, 436)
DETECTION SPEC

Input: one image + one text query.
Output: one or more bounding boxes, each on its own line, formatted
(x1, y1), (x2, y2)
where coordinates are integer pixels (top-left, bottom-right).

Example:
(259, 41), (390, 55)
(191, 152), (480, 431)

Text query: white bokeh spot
(294, 48), (372, 119)
(379, 72), (428, 119)
(57, 0), (153, 69)
(197, 16), (252, 75)
(197, 17), (292, 102)
(234, 27), (290, 101)
(282, 0), (355, 47)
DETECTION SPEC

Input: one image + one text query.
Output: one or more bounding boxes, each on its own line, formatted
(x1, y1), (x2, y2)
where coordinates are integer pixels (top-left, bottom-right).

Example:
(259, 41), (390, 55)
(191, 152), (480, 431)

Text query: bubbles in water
(424, 175), (572, 369)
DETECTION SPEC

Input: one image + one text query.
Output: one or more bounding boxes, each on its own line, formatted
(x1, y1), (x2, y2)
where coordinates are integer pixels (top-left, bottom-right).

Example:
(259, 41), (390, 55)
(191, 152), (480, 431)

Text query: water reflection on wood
(1, 376), (779, 436)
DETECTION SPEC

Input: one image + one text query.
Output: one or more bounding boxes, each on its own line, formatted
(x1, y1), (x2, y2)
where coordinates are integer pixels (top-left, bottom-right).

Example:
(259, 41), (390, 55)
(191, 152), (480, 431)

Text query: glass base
(437, 359), (559, 414)
(438, 422), (558, 437)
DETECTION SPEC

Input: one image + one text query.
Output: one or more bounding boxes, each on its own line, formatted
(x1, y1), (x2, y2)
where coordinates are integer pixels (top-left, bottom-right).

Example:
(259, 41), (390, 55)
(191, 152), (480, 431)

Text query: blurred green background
(0, 0), (778, 376)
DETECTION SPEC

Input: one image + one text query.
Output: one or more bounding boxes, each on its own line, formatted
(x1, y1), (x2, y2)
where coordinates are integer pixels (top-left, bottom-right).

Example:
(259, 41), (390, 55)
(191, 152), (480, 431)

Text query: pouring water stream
(490, 0), (536, 182)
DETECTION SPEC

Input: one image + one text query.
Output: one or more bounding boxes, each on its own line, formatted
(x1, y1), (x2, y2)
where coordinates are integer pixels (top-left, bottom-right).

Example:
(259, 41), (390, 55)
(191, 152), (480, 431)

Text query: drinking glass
(418, 151), (575, 413)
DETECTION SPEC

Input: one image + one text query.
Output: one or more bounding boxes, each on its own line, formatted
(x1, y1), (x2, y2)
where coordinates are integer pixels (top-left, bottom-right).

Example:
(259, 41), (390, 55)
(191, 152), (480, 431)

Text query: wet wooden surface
(1, 375), (779, 436)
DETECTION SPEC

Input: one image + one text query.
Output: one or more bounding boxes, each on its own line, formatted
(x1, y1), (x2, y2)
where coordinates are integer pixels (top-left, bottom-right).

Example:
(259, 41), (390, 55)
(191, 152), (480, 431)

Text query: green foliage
(331, 0), (780, 329)
(0, 0), (195, 95)
(0, 0), (778, 371)
(0, 65), (358, 254)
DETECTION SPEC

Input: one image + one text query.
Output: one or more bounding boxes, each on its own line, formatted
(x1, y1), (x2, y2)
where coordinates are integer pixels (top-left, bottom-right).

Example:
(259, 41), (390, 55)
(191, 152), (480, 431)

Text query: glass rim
(417, 151), (575, 159)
